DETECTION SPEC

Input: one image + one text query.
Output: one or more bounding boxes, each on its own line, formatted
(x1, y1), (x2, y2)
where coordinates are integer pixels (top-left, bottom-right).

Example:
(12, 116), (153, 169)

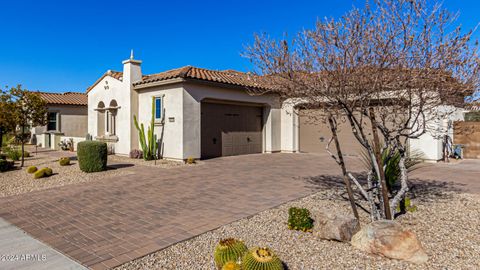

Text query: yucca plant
(133, 97), (158, 161)
(360, 146), (423, 193)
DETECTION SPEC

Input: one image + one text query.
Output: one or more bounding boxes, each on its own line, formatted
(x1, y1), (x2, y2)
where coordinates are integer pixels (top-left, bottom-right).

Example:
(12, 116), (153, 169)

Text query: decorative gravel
(116, 187), (480, 270)
(109, 155), (196, 168)
(0, 154), (133, 197)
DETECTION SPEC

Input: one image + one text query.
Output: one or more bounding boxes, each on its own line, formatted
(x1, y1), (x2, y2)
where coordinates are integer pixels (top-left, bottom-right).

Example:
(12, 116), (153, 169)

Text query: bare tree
(244, 0), (479, 221)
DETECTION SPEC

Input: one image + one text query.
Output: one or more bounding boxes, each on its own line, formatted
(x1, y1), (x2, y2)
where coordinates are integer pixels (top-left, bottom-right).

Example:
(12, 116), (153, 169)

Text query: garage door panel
(299, 109), (364, 156)
(202, 102), (263, 159)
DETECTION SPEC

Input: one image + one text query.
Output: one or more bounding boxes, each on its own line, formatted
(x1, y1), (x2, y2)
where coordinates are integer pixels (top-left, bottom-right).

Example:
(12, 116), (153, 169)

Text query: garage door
(201, 102), (263, 159)
(299, 109), (364, 156)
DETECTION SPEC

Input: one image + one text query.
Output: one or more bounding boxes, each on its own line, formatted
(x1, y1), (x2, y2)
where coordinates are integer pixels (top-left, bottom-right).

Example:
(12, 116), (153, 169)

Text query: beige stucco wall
(32, 105), (87, 138)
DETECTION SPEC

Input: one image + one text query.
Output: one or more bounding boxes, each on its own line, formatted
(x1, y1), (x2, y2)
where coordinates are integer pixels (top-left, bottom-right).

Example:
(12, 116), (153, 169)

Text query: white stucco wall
(87, 74), (131, 155)
(407, 105), (464, 161)
(136, 84), (185, 160)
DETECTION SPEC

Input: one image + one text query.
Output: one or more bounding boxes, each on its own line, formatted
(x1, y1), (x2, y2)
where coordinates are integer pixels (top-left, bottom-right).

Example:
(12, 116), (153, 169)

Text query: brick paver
(0, 153), (361, 269)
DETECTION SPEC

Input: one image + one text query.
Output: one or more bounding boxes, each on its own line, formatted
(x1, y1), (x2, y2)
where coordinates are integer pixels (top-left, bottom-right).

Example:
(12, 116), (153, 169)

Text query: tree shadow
(304, 172), (465, 204)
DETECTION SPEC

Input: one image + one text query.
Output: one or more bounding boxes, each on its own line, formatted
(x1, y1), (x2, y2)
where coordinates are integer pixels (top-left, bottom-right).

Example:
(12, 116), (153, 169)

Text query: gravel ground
(116, 188), (480, 270)
(109, 155), (196, 168)
(0, 154), (133, 197)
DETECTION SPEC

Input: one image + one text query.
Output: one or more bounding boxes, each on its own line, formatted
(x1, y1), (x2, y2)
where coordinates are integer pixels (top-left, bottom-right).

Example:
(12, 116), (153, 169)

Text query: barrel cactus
(26, 166), (38, 173)
(222, 261), (242, 270)
(242, 247), (284, 270)
(214, 238), (248, 269)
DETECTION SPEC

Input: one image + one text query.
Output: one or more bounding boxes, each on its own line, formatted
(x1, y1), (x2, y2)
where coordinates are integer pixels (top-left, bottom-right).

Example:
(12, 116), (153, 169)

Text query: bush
(186, 157), (196, 164)
(59, 157), (70, 166)
(0, 160), (14, 172)
(0, 154), (6, 160)
(26, 166), (38, 173)
(288, 207), (314, 232)
(6, 149), (21, 161)
(33, 167), (53, 179)
(129, 149), (143, 159)
(77, 141), (107, 173)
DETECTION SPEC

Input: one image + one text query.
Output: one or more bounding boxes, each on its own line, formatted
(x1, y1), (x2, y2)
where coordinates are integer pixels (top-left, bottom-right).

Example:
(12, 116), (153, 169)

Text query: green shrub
(77, 141), (107, 173)
(214, 238), (248, 269)
(287, 207), (314, 232)
(0, 160), (14, 172)
(26, 166), (38, 173)
(6, 149), (21, 161)
(59, 157), (70, 166)
(242, 247), (284, 270)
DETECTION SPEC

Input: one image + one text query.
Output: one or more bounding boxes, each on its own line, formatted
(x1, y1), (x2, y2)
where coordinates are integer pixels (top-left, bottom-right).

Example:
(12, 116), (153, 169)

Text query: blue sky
(0, 0), (479, 93)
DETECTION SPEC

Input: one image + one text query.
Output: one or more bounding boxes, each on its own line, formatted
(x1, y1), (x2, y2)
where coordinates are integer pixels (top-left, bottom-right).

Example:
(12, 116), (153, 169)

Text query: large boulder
(312, 211), (360, 242)
(351, 220), (428, 264)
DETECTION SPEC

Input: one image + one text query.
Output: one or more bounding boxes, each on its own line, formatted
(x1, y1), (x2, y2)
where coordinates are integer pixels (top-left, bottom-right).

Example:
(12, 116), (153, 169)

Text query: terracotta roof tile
(134, 66), (274, 91)
(38, 92), (87, 106)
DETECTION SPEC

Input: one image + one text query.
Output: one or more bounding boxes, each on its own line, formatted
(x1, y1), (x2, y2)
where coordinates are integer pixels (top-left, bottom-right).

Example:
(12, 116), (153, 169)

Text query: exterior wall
(32, 105), (87, 138)
(87, 75), (131, 155)
(409, 105), (464, 161)
(280, 101), (299, 152)
(136, 84), (185, 160)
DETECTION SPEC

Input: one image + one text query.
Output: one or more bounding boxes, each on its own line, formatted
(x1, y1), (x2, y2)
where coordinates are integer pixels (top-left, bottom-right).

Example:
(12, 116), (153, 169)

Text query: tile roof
(134, 66), (273, 91)
(38, 92), (87, 106)
(86, 66), (276, 93)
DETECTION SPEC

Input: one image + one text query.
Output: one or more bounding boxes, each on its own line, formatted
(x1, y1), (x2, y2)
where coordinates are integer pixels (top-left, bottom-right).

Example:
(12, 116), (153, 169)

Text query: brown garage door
(201, 102), (263, 159)
(299, 109), (364, 156)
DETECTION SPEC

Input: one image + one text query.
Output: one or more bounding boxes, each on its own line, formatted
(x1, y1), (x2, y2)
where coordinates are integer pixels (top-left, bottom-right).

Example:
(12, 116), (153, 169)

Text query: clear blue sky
(1, 0), (478, 93)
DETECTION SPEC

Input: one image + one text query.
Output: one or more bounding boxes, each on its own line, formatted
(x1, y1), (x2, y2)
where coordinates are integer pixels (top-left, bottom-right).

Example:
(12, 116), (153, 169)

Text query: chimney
(122, 50), (142, 86)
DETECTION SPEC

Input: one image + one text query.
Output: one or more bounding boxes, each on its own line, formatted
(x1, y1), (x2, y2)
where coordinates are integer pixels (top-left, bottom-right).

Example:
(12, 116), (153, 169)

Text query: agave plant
(133, 97), (158, 161)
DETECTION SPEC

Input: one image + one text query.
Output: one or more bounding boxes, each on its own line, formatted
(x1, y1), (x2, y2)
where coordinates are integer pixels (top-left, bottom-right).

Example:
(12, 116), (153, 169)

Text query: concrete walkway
(0, 217), (86, 270)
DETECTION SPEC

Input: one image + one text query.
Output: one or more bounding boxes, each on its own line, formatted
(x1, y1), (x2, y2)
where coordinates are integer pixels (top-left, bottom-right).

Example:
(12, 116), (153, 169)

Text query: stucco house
(32, 92), (88, 150)
(87, 52), (457, 161)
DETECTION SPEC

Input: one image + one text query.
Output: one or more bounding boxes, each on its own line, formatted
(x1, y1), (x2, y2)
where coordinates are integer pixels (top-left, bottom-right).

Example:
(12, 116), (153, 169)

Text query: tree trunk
(21, 126), (25, 167)
(327, 115), (360, 221)
(390, 145), (409, 217)
(0, 126), (3, 152)
(369, 108), (392, 220)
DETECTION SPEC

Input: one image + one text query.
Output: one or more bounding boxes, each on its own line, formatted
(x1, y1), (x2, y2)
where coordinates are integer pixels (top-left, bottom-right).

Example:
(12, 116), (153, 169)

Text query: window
(47, 112), (58, 131)
(155, 97), (163, 120)
(106, 111), (116, 135)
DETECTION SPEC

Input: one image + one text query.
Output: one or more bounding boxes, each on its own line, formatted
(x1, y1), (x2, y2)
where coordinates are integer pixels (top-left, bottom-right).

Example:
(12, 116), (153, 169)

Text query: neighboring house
(32, 92), (88, 150)
(87, 52), (456, 161)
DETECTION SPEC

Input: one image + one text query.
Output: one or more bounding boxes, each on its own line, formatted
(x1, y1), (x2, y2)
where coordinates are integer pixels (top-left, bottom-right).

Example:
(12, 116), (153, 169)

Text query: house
(32, 92), (88, 150)
(87, 52), (455, 161)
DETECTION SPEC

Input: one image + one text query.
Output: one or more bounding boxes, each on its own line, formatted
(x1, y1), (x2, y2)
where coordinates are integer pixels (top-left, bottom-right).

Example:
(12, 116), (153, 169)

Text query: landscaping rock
(312, 210), (360, 242)
(351, 220), (428, 264)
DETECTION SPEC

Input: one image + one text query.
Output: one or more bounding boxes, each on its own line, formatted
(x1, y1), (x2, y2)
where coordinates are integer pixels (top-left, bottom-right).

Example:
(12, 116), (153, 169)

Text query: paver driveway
(0, 153), (361, 270)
